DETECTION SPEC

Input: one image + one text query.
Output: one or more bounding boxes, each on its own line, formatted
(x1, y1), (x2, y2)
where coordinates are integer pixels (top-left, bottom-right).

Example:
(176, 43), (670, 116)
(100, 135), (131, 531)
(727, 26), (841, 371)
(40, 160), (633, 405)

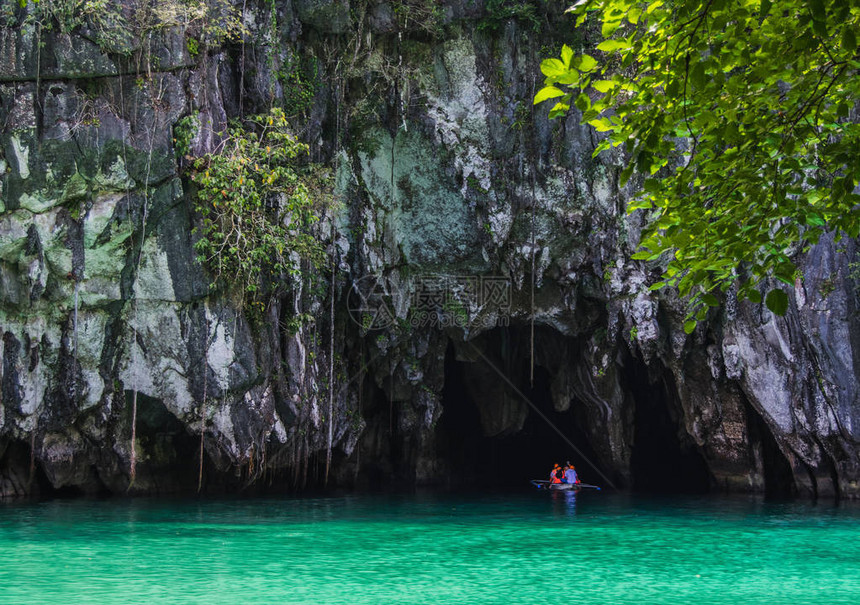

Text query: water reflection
(550, 490), (577, 516)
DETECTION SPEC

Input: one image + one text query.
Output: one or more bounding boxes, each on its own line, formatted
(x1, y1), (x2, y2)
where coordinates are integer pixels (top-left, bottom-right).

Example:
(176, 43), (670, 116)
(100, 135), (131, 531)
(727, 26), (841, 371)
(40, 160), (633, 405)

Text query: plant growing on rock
(189, 108), (326, 306)
(173, 114), (199, 159)
(21, 0), (245, 55)
(392, 0), (445, 37)
(23, 0), (120, 35)
(478, 0), (542, 33)
(145, 0), (246, 51)
(276, 51), (322, 120)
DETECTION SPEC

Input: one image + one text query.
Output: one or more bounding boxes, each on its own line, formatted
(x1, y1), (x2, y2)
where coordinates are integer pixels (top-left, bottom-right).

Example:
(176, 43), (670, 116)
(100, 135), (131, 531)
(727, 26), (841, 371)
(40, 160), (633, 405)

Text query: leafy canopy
(536, 0), (860, 330)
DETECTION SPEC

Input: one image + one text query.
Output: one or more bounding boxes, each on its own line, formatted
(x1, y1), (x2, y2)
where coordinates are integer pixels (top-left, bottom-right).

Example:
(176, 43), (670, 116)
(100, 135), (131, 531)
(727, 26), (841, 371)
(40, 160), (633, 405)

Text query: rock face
(0, 0), (858, 499)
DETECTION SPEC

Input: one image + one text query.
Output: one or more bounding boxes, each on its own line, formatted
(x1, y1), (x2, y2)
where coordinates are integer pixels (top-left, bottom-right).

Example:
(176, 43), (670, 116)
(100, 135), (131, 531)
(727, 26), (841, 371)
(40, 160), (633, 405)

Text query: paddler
(563, 462), (579, 484)
(549, 463), (562, 484)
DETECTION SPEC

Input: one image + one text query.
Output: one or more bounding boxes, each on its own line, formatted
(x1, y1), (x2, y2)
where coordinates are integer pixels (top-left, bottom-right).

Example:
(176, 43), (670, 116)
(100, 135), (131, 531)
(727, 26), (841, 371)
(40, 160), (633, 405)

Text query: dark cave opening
(624, 353), (712, 493)
(0, 439), (41, 498)
(436, 339), (606, 491)
(744, 400), (797, 499)
(128, 392), (205, 493)
(0, 439), (99, 499)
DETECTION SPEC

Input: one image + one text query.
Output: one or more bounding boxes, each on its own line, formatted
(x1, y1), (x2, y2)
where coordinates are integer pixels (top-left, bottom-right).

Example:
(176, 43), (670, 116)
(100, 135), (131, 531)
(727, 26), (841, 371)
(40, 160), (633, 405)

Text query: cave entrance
(127, 392), (203, 493)
(624, 353), (712, 493)
(436, 337), (603, 491)
(745, 400), (797, 498)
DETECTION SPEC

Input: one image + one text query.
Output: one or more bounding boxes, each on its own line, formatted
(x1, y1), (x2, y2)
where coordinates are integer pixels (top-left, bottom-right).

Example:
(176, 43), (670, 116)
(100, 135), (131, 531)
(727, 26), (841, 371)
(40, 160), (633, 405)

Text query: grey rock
(0, 1), (858, 500)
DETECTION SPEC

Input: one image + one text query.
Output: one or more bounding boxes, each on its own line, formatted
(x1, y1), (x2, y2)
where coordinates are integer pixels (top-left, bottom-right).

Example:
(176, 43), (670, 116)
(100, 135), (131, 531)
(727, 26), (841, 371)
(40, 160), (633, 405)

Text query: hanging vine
(127, 81), (158, 489)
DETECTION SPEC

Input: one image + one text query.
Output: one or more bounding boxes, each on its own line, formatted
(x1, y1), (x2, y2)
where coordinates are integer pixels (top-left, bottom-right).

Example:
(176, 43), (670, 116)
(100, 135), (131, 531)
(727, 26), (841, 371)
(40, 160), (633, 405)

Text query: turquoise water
(1, 491), (858, 604)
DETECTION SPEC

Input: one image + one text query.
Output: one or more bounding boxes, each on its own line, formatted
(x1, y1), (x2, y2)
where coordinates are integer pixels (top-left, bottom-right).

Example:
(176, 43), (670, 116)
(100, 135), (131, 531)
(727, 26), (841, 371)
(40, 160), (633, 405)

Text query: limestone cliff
(1, 0), (858, 498)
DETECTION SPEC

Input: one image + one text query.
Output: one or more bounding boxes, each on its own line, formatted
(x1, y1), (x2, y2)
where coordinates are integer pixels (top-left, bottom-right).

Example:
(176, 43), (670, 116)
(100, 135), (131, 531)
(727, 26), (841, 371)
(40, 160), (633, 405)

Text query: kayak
(530, 480), (601, 491)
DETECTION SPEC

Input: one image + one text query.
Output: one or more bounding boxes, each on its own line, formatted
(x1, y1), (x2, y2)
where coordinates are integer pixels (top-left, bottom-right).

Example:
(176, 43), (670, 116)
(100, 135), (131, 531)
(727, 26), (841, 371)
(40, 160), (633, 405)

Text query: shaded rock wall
(0, 0), (858, 498)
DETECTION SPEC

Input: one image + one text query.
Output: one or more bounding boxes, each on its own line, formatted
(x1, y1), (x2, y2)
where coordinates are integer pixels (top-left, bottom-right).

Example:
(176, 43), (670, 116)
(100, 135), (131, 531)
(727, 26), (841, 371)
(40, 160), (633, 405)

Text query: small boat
(530, 480), (601, 491)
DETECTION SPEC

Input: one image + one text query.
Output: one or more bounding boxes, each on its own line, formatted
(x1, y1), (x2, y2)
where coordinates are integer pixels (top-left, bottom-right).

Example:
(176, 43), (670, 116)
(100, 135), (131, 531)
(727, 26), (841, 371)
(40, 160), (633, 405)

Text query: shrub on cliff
(189, 108), (326, 308)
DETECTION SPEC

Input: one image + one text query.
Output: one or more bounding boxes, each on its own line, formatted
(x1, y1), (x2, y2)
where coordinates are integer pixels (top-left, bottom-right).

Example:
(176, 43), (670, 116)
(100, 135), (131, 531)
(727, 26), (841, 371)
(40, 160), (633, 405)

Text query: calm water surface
(1, 491), (858, 604)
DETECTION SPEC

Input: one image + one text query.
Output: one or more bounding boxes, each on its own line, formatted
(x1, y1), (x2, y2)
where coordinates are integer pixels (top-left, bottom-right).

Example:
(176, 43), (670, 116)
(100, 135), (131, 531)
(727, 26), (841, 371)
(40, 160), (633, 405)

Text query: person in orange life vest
(563, 462), (579, 484)
(549, 464), (562, 484)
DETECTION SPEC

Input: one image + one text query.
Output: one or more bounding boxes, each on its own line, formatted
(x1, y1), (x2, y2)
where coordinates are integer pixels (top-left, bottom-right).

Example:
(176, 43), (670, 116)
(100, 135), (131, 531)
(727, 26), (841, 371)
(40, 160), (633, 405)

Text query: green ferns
(190, 109), (325, 306)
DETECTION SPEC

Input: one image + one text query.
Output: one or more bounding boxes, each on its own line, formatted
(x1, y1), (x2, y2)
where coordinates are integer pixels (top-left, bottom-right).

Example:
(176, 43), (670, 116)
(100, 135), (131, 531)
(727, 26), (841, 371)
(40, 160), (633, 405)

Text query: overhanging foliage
(536, 0), (860, 329)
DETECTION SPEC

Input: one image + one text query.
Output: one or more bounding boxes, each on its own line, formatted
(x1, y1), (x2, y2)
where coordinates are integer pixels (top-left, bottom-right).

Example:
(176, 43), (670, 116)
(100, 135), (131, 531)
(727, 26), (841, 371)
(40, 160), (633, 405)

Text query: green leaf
(548, 102), (570, 118)
(665, 79), (680, 98)
(565, 0), (591, 13)
(556, 70), (580, 85)
(805, 212), (825, 227)
(683, 319), (697, 334)
(842, 28), (857, 53)
(690, 61), (706, 90)
(588, 116), (615, 131)
(619, 162), (635, 187)
(534, 86), (566, 104)
(596, 40), (630, 52)
(576, 54), (598, 72)
(627, 7), (641, 24)
(774, 262), (796, 286)
(746, 289), (763, 304)
(592, 79), (616, 93)
(702, 293), (719, 307)
(759, 0), (772, 18)
(808, 0), (826, 22)
(602, 19), (621, 37)
(646, 0), (663, 14)
(812, 18), (828, 38)
(629, 198), (654, 211)
(540, 58), (567, 78)
(575, 93), (591, 111)
(765, 289), (789, 315)
(561, 45), (574, 67)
